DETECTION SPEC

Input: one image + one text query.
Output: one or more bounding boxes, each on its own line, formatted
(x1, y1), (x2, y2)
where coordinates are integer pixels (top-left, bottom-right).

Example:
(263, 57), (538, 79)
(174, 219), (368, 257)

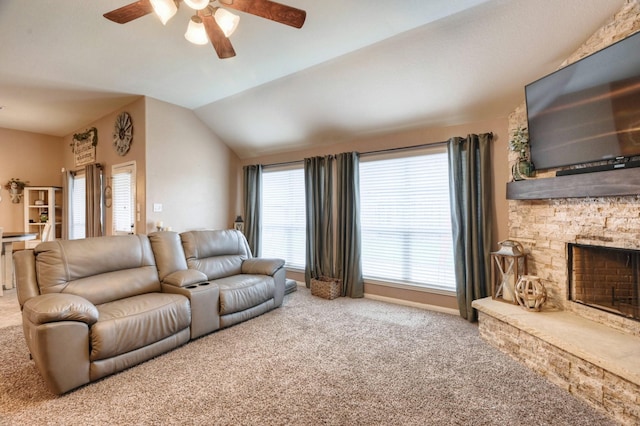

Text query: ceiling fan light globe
(149, 0), (178, 25)
(184, 0), (210, 10)
(185, 16), (209, 45)
(214, 8), (240, 37)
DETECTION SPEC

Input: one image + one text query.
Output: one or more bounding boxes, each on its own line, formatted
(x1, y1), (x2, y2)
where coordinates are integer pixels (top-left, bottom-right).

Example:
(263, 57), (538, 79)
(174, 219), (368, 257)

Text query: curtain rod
(360, 140), (448, 157)
(65, 162), (103, 174)
(262, 140), (449, 169)
(362, 132), (493, 157)
(263, 159), (304, 169)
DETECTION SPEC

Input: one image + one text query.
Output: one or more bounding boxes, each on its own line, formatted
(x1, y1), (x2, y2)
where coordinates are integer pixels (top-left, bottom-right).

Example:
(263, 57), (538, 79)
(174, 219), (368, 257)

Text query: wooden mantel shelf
(507, 167), (640, 200)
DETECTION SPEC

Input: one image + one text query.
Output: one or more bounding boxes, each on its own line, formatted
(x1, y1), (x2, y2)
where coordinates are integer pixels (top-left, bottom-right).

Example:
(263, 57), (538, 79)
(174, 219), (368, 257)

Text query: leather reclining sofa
(14, 229), (288, 394)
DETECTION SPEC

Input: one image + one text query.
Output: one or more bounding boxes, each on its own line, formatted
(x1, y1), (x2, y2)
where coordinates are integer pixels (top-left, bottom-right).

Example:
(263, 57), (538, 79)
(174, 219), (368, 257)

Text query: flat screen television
(526, 30), (640, 172)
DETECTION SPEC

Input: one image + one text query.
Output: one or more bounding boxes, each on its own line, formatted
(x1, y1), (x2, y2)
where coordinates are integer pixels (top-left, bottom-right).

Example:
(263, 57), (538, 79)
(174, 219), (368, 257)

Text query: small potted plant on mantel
(3, 178), (29, 203)
(509, 127), (534, 181)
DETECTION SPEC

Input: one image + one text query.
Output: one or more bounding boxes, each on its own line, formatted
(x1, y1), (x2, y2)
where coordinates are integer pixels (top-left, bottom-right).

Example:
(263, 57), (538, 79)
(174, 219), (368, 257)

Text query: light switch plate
(153, 203), (162, 212)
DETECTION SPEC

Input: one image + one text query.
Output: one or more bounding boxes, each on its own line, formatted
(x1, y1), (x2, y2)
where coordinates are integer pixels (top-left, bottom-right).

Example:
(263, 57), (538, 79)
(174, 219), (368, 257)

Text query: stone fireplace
(488, 150), (640, 424)
(504, 196), (640, 337)
(569, 244), (640, 322)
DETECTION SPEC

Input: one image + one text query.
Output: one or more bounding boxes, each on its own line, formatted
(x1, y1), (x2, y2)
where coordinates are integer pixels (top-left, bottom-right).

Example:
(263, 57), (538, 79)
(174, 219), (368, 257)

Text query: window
(112, 161), (136, 235)
(261, 165), (305, 270)
(70, 172), (86, 240)
(359, 146), (455, 292)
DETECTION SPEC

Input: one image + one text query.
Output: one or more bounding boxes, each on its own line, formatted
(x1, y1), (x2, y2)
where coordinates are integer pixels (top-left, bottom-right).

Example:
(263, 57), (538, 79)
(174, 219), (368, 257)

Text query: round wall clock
(113, 112), (133, 156)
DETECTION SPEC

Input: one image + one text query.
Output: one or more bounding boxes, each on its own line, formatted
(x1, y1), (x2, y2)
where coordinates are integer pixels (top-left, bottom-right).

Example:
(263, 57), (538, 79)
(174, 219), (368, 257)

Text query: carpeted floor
(0, 287), (617, 425)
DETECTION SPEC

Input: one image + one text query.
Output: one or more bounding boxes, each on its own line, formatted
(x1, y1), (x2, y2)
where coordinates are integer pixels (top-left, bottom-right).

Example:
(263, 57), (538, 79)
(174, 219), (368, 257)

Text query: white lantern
(491, 240), (527, 304)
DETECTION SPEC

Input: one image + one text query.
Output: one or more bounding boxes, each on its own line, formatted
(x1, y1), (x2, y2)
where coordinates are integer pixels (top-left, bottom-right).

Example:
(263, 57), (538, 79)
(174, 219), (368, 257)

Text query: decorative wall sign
(72, 127), (98, 167)
(113, 112), (133, 156)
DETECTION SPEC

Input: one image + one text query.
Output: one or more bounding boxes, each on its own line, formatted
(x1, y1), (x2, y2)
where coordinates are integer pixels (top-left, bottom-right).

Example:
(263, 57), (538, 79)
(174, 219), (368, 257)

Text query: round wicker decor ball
(515, 275), (547, 312)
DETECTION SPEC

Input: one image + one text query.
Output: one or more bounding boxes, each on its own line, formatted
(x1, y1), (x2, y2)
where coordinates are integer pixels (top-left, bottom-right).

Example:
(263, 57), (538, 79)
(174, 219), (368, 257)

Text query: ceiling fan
(103, 0), (306, 59)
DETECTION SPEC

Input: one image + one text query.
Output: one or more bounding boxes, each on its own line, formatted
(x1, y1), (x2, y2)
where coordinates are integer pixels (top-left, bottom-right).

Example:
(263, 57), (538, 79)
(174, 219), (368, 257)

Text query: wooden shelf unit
(23, 186), (62, 248)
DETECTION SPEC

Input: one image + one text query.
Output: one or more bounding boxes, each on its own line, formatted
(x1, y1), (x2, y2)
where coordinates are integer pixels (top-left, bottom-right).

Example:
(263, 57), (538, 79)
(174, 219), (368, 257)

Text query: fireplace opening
(568, 243), (640, 322)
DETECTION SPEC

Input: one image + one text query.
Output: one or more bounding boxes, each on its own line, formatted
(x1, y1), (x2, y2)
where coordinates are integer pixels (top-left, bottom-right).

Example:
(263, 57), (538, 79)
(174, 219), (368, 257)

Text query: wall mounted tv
(526, 30), (640, 174)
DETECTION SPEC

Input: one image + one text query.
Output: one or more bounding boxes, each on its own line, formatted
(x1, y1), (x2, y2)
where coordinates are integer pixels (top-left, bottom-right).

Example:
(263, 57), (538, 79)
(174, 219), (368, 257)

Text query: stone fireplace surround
(474, 199), (640, 423)
(474, 2), (640, 424)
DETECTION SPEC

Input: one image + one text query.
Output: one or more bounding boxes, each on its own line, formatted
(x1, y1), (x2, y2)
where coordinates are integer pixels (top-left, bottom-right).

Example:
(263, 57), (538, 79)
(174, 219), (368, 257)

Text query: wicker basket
(310, 277), (342, 300)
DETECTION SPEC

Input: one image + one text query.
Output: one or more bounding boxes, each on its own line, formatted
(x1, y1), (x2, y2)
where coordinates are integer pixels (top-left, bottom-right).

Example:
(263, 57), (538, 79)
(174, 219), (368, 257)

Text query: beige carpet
(0, 288), (616, 425)
(0, 289), (22, 328)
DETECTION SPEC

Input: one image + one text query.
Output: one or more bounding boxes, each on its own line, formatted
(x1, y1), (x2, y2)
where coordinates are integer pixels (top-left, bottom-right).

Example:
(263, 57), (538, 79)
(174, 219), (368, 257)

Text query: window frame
(111, 161), (137, 235)
(260, 163), (306, 271)
(359, 145), (456, 295)
(69, 170), (86, 240)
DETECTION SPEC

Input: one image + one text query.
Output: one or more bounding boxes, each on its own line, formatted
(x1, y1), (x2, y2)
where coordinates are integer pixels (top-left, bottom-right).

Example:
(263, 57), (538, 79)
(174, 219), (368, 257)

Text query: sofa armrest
(242, 258), (285, 276)
(22, 293), (99, 326)
(161, 279), (221, 339)
(163, 269), (209, 288)
(14, 249), (39, 309)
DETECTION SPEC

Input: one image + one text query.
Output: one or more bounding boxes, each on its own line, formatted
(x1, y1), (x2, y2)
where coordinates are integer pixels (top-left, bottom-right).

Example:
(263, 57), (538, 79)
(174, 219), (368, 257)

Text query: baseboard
(293, 281), (459, 316)
(364, 293), (459, 316)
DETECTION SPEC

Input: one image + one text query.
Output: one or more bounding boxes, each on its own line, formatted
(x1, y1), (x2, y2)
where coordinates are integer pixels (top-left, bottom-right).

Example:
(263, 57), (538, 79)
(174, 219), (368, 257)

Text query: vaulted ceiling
(0, 0), (626, 158)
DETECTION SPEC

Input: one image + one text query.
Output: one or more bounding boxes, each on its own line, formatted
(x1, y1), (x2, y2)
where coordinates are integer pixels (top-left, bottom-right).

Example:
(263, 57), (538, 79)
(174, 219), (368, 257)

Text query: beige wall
(2, 95), (238, 240)
(238, 117), (510, 310)
(0, 128), (64, 233)
(145, 97), (238, 233)
(61, 97), (147, 235)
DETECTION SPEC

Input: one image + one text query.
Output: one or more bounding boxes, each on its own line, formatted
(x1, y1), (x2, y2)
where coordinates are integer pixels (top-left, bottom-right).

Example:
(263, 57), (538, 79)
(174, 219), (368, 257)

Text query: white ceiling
(0, 0), (626, 159)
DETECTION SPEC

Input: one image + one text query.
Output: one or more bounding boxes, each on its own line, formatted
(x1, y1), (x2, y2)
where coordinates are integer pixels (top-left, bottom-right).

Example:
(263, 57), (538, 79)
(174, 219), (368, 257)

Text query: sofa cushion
(34, 235), (161, 305)
(180, 230), (251, 280)
(148, 231), (189, 281)
(189, 255), (245, 281)
(216, 275), (275, 316)
(90, 293), (190, 361)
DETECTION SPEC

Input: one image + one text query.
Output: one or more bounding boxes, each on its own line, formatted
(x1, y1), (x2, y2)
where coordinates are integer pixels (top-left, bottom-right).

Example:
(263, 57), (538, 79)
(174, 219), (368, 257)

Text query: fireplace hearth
(569, 243), (640, 322)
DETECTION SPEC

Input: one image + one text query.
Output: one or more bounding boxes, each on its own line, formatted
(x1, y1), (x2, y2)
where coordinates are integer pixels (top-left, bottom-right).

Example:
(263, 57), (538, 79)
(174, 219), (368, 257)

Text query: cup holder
(186, 282), (210, 289)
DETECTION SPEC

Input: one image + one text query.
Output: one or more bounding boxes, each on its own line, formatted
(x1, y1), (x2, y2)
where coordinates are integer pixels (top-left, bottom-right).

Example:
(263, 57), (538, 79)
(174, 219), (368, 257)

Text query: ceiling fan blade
(103, 0), (154, 24)
(201, 14), (237, 59)
(221, 0), (306, 29)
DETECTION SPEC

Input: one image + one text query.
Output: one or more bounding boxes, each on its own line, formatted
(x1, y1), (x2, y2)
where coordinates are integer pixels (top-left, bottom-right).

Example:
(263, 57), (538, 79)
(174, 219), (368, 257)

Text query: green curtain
(336, 152), (364, 298)
(243, 164), (263, 256)
(447, 133), (493, 322)
(85, 164), (103, 238)
(61, 169), (73, 240)
(304, 156), (334, 287)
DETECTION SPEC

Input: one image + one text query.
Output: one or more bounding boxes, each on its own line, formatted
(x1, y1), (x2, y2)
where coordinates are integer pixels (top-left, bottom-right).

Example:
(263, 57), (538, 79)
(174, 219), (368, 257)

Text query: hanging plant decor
(509, 126), (534, 181)
(3, 178), (29, 203)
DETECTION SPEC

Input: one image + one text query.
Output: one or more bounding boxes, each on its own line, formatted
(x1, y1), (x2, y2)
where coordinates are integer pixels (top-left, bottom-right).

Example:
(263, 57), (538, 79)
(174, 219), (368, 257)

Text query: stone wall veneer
(477, 313), (640, 425)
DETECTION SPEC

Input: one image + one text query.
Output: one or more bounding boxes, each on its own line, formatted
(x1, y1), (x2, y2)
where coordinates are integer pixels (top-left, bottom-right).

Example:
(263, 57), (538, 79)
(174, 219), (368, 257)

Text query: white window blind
(261, 166), (305, 270)
(70, 172), (86, 240)
(359, 146), (456, 292)
(112, 162), (136, 235)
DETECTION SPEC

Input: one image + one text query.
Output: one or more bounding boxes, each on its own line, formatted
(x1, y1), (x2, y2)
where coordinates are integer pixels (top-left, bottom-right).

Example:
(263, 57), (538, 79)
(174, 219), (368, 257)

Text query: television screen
(526, 30), (640, 171)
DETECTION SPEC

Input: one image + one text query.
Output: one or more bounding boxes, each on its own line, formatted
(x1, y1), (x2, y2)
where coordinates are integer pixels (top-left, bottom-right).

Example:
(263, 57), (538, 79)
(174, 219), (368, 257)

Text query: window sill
(364, 278), (455, 296)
